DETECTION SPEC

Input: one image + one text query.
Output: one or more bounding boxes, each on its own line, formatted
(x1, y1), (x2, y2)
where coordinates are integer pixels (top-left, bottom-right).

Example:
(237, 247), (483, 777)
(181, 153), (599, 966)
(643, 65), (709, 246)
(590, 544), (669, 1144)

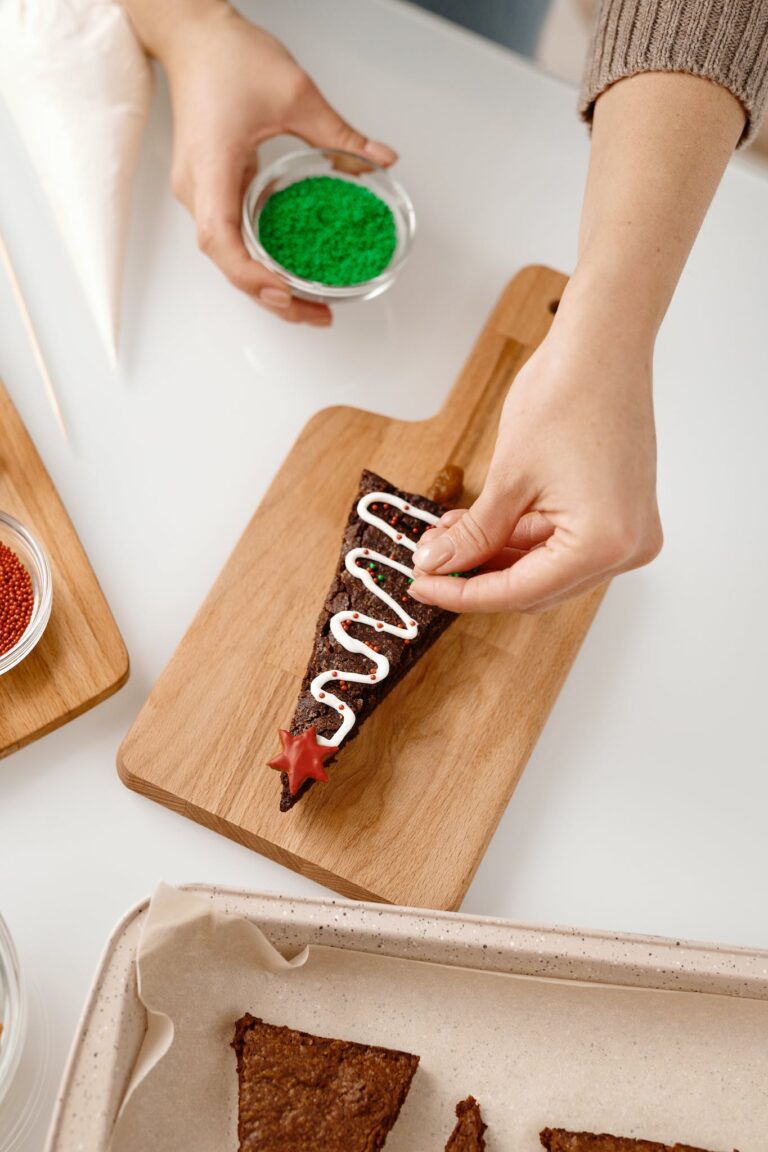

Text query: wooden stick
(0, 229), (68, 440)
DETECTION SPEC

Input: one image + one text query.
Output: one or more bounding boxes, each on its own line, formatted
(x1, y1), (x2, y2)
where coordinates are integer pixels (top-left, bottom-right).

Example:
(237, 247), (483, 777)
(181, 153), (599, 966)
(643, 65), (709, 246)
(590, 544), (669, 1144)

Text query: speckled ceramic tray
(45, 886), (768, 1152)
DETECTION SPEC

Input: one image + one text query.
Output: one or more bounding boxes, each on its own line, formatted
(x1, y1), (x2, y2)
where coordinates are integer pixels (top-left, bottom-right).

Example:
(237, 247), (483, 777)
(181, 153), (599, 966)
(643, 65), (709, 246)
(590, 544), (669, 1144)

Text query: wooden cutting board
(0, 383), (128, 757)
(118, 266), (605, 910)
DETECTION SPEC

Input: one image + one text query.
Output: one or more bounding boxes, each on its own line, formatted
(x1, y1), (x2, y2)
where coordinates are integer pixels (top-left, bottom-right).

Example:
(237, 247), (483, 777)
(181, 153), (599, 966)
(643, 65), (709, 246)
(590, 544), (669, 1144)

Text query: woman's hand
(409, 267), (663, 613)
(411, 71), (744, 614)
(128, 0), (396, 324)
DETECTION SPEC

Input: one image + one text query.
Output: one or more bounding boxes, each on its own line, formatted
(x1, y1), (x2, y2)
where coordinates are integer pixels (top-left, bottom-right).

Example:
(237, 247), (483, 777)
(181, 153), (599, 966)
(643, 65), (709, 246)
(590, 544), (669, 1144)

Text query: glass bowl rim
(0, 511), (53, 675)
(0, 912), (26, 1105)
(241, 146), (417, 299)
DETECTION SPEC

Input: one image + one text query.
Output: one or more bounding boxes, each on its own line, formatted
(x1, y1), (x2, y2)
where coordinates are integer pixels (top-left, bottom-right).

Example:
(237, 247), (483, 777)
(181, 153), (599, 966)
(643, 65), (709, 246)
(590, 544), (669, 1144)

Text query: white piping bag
(0, 0), (152, 363)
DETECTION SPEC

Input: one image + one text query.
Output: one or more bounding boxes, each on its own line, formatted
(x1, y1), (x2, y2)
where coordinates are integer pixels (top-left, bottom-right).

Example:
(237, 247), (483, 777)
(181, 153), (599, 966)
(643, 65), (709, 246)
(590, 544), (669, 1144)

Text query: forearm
(414, 41), (751, 613)
(562, 72), (745, 350)
(121, 0), (229, 64)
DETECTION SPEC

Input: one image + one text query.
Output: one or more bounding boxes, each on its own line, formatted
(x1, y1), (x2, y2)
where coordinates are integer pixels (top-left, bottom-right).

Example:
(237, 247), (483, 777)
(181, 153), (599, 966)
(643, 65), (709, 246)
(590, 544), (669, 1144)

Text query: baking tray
(0, 380), (128, 758)
(45, 886), (768, 1151)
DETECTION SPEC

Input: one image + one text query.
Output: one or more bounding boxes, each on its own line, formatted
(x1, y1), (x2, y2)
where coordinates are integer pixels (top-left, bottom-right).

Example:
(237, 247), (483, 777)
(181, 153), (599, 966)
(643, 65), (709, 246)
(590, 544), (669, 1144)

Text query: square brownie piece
(232, 1014), (419, 1150)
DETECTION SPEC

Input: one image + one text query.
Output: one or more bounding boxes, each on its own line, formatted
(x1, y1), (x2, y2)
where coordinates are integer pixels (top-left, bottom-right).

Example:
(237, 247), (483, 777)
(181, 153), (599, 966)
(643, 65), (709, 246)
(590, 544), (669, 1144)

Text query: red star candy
(267, 727), (333, 795)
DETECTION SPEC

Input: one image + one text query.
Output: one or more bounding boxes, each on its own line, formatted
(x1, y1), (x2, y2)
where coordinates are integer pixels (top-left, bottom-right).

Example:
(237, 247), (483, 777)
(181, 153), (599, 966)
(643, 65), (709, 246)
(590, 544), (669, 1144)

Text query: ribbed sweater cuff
(580, 0), (768, 146)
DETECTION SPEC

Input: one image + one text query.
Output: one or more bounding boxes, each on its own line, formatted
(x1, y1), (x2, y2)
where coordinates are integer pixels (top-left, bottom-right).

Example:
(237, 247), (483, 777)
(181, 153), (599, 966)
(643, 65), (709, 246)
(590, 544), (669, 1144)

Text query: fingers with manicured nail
(290, 84), (398, 166)
(410, 521), (625, 614)
(362, 140), (399, 165)
(412, 490), (525, 575)
(260, 287), (292, 309)
(412, 530), (455, 573)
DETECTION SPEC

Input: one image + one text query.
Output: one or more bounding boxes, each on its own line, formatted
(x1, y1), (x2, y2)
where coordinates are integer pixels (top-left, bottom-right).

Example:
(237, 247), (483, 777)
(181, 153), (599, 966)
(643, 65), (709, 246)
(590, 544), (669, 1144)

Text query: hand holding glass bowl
(241, 147), (416, 308)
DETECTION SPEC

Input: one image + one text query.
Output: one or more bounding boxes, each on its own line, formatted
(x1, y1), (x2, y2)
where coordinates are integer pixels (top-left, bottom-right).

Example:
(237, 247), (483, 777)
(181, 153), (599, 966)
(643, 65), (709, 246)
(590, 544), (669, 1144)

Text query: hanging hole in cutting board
(548, 299), (559, 313)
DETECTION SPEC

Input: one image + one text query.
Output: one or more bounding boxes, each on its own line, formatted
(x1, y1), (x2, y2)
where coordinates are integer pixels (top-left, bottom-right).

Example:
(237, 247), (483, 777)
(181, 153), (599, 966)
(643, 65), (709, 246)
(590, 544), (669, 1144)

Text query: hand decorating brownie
(268, 467), (464, 810)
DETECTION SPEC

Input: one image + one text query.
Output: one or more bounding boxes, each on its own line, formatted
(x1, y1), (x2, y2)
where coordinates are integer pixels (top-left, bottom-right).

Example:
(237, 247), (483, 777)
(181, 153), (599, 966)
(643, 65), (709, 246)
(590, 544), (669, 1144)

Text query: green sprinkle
(259, 176), (396, 286)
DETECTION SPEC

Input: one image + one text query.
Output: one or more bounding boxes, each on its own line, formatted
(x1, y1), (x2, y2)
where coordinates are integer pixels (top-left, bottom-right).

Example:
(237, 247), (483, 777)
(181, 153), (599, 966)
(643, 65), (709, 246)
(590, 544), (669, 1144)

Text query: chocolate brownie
(279, 469), (459, 810)
(232, 1014), (419, 1150)
(540, 1129), (738, 1152)
(445, 1095), (487, 1150)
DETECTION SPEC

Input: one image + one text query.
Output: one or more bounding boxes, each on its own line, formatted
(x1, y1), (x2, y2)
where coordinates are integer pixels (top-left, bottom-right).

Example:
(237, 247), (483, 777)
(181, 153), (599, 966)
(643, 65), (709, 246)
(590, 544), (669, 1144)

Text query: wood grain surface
(118, 266), (605, 910)
(0, 383), (128, 757)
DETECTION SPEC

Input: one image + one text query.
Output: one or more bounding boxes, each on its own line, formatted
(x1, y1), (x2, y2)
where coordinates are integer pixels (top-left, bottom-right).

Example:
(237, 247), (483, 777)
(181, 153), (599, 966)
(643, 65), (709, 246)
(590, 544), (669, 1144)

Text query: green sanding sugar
(258, 176), (397, 286)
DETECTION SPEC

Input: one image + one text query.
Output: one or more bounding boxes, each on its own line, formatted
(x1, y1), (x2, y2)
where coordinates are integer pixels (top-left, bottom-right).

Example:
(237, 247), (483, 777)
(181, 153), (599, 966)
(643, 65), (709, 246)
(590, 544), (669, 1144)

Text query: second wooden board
(0, 381), (128, 758)
(118, 266), (605, 910)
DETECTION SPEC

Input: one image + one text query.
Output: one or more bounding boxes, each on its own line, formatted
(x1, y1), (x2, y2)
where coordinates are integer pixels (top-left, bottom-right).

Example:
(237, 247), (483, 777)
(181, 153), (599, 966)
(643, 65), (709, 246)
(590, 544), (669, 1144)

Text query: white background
(0, 1), (767, 1147)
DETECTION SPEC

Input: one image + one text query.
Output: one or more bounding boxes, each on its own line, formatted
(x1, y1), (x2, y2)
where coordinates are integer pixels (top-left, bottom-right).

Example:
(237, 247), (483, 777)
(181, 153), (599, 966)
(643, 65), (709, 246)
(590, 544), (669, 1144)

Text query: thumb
(413, 486), (525, 575)
(290, 86), (398, 167)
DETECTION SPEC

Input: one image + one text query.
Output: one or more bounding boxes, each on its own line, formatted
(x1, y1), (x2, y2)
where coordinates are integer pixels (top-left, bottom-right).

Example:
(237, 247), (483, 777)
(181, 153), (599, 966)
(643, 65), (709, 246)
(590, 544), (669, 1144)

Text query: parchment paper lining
(108, 885), (766, 1151)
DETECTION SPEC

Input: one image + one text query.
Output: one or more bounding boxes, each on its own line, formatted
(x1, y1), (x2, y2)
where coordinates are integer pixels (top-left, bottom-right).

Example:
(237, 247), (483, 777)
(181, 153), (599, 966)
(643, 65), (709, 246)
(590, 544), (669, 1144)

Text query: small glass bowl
(0, 512), (53, 676)
(0, 915), (26, 1110)
(241, 147), (416, 304)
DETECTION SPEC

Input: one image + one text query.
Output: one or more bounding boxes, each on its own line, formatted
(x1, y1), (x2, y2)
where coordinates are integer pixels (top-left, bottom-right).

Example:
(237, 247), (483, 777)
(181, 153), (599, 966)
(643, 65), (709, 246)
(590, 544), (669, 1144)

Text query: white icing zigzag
(311, 491), (440, 748)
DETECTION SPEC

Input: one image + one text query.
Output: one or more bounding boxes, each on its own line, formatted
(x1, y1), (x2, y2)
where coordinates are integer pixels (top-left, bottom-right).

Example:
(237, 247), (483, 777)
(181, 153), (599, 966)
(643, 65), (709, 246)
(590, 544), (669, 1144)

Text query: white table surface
(1, 0), (767, 1146)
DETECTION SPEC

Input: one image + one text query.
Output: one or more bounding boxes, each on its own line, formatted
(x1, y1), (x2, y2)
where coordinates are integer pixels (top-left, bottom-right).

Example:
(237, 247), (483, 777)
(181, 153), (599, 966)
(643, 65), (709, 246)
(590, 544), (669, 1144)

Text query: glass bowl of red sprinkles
(0, 512), (52, 675)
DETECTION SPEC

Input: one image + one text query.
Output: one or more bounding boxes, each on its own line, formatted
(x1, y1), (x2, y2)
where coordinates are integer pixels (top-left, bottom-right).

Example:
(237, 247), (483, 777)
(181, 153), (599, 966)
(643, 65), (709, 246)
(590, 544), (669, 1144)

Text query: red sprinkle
(0, 542), (33, 657)
(376, 622), (383, 629)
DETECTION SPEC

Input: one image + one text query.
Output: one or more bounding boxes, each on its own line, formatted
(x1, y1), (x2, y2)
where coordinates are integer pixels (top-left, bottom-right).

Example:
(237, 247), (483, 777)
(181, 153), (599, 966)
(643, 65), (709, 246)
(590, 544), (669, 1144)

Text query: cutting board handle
(426, 264), (568, 493)
(489, 264), (566, 345)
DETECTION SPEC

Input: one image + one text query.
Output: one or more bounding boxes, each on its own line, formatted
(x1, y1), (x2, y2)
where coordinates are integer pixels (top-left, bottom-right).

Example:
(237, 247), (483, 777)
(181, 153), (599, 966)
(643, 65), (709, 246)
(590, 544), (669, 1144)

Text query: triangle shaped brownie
(232, 1014), (419, 1150)
(270, 469), (460, 811)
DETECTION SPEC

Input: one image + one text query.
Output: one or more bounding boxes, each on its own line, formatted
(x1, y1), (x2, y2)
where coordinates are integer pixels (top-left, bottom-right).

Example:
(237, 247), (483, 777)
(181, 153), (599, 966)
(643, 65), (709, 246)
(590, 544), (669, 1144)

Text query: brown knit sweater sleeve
(580, 0), (768, 145)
